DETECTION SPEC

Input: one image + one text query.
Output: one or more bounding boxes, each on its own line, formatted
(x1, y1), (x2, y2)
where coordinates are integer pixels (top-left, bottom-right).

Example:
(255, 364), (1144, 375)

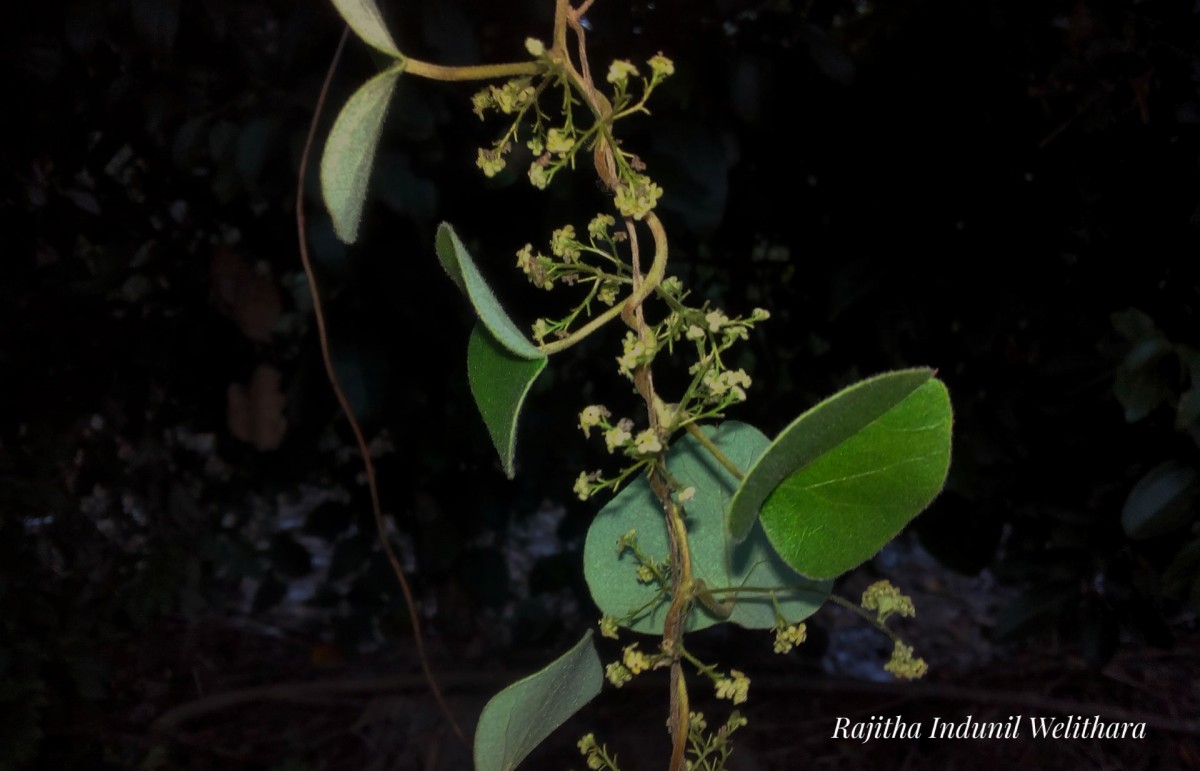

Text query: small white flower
(607, 59), (640, 87)
(633, 429), (662, 455)
(525, 37), (546, 57)
(705, 309), (729, 332)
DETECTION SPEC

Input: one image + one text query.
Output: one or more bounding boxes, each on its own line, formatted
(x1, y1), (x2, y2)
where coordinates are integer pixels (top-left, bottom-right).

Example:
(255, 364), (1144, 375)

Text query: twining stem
(296, 27), (467, 744)
(548, 4), (696, 767)
(538, 232), (665, 354)
(684, 424), (744, 480)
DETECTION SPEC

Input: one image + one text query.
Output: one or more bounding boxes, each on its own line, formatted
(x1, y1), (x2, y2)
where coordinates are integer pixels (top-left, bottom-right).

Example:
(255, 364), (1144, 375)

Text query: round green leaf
(320, 65), (403, 244)
(473, 631), (602, 771)
(1121, 460), (1199, 539)
(328, 0), (402, 57)
(468, 324), (547, 479)
(436, 223), (543, 360)
(751, 373), (953, 579)
(583, 422), (831, 635)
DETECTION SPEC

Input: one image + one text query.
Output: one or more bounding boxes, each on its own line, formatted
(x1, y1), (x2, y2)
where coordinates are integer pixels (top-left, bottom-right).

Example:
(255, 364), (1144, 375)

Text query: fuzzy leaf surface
(436, 223), (543, 360)
(328, 0), (402, 57)
(320, 65), (403, 243)
(473, 631), (602, 771)
(467, 325), (547, 479)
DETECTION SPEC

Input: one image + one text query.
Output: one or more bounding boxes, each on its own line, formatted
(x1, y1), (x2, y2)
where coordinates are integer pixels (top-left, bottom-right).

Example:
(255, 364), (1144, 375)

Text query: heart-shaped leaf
(436, 223), (543, 360)
(321, 64), (404, 243)
(328, 0), (402, 57)
(468, 325), (547, 479)
(584, 422), (831, 634)
(474, 631), (602, 771)
(730, 370), (952, 579)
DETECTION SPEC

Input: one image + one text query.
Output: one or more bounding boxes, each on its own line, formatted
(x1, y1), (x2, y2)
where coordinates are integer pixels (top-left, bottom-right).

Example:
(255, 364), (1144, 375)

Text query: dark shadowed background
(2, 0), (1198, 768)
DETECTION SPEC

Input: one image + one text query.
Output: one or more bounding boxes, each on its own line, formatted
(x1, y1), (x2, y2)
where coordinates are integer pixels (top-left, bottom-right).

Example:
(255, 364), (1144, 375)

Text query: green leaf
(436, 223), (543, 360)
(1121, 460), (1199, 539)
(729, 369), (939, 539)
(468, 325), (547, 479)
(473, 631), (602, 771)
(729, 369), (952, 579)
(328, 0), (402, 58)
(320, 65), (404, 244)
(583, 422), (831, 634)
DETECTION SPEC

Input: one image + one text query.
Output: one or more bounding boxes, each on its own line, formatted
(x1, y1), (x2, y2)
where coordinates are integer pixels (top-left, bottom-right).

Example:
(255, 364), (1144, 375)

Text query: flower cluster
(616, 331), (655, 378)
(606, 60), (640, 88)
(605, 661), (632, 688)
(508, 219), (633, 347)
(515, 243), (555, 290)
(598, 615), (620, 639)
(884, 641), (928, 680)
(604, 643), (666, 689)
(577, 403), (664, 461)
(773, 622), (808, 655)
(611, 528), (669, 589)
(475, 145), (508, 178)
(471, 77), (536, 120)
(573, 470), (600, 501)
(577, 733), (619, 771)
(700, 368), (752, 404)
(861, 579), (916, 624)
(713, 669), (751, 705)
(607, 52), (675, 96)
(613, 175), (663, 220)
(686, 710), (748, 770)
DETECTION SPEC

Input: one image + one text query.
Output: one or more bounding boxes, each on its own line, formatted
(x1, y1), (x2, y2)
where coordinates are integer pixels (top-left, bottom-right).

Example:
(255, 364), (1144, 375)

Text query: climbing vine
(311, 1), (953, 768)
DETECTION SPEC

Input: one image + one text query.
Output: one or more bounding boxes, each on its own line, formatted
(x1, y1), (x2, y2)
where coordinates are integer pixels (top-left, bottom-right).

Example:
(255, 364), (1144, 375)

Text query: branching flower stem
(704, 585), (912, 648)
(684, 424), (744, 481)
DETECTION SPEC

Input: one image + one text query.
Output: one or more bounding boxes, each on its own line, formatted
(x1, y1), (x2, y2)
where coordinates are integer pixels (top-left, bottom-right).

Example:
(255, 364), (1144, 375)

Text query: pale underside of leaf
(436, 223), (544, 360)
(320, 65), (403, 244)
(473, 631), (602, 771)
(328, 0), (402, 57)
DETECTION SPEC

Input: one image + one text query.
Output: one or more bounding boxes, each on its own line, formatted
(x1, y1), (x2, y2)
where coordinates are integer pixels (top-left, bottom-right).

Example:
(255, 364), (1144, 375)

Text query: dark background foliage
(2, 0), (1198, 768)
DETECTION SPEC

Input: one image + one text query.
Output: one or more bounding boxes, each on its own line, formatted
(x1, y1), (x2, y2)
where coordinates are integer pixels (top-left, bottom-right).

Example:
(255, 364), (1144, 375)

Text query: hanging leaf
(474, 631), (602, 771)
(1121, 460), (1199, 540)
(728, 369), (952, 579)
(468, 325), (547, 479)
(328, 0), (402, 58)
(320, 65), (404, 243)
(436, 223), (543, 360)
(584, 422), (830, 634)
